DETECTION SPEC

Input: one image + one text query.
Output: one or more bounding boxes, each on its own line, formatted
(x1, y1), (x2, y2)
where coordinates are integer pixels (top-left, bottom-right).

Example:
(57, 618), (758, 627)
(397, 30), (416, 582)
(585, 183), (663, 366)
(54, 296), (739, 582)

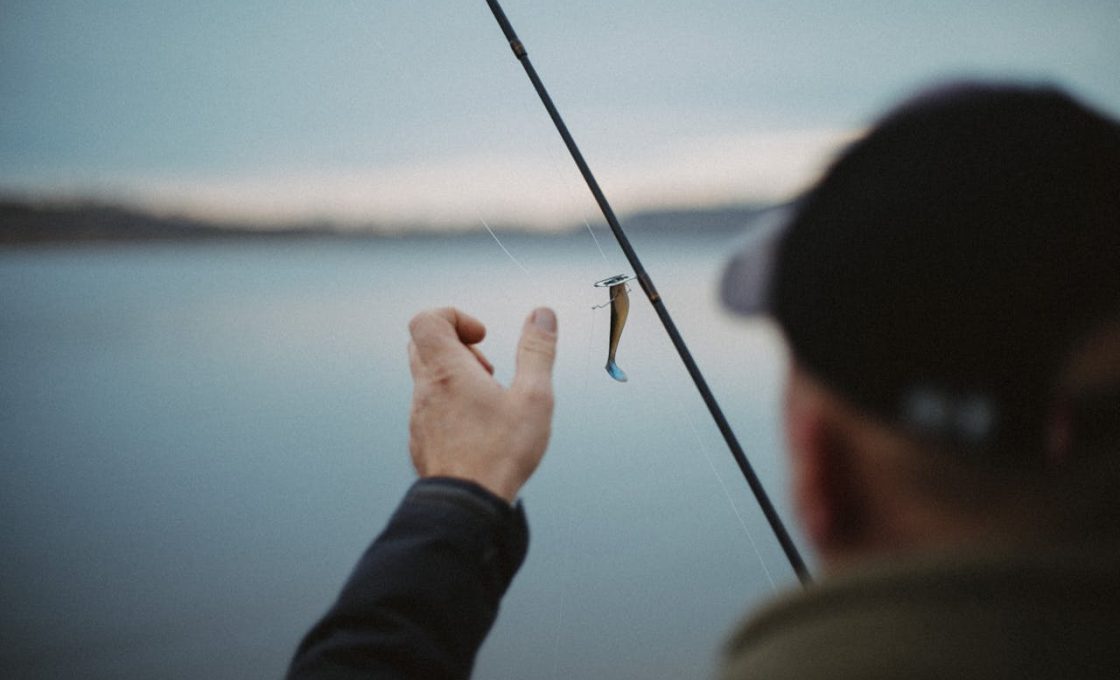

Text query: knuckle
(409, 307), (456, 334)
(525, 330), (555, 351)
(519, 384), (554, 412)
(521, 334), (556, 360)
(424, 358), (457, 386)
(408, 310), (436, 336)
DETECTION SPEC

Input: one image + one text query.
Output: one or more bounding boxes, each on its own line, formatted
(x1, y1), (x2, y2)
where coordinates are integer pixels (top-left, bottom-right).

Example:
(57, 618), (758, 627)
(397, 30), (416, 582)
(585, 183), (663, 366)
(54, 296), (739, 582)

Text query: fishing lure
(594, 274), (635, 382)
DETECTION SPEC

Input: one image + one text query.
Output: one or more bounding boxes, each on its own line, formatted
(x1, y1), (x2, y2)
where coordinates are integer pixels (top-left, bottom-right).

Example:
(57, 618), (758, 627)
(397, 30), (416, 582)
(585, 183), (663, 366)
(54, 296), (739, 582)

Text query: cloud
(5, 128), (858, 232)
(598, 128), (859, 214)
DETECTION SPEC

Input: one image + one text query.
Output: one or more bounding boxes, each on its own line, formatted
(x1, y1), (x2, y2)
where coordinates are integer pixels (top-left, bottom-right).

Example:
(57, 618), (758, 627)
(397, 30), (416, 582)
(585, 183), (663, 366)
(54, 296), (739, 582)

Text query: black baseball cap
(721, 82), (1120, 463)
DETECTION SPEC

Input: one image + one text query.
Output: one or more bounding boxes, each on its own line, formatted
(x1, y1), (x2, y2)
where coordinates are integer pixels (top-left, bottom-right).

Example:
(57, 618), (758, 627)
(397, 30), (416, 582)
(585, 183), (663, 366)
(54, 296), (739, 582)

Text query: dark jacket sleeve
(286, 477), (529, 680)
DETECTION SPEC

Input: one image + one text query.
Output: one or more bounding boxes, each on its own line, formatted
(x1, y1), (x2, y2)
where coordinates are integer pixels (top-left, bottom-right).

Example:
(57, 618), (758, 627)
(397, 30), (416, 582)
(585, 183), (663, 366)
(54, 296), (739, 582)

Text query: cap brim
(719, 204), (794, 316)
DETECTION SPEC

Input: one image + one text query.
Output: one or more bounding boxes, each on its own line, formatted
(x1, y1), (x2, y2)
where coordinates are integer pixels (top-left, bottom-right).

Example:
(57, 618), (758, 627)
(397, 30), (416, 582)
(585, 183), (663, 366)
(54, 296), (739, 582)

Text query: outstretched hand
(407, 307), (558, 503)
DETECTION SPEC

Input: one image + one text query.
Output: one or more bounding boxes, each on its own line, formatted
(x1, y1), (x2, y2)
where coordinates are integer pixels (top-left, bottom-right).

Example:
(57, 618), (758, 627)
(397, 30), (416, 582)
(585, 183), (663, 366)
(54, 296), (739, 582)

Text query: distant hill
(0, 197), (784, 245)
(0, 199), (318, 244)
(614, 204), (781, 237)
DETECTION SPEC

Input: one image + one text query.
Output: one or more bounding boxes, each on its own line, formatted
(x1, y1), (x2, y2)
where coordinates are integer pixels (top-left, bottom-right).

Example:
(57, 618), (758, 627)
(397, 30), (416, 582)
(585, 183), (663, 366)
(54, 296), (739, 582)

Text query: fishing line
(483, 0), (810, 584)
(582, 219), (611, 268)
(479, 216), (532, 276)
(523, 81), (614, 274)
(644, 354), (780, 594)
(580, 305), (599, 394)
(685, 411), (780, 594)
(535, 121), (612, 271)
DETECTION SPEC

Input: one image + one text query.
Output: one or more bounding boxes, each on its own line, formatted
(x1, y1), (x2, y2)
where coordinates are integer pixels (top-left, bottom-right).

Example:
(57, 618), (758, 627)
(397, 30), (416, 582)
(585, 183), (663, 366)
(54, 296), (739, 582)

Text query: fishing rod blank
(482, 0), (811, 586)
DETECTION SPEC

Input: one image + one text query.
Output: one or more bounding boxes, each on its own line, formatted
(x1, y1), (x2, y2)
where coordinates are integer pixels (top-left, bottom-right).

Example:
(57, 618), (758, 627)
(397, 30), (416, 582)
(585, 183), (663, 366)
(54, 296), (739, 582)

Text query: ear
(784, 370), (863, 563)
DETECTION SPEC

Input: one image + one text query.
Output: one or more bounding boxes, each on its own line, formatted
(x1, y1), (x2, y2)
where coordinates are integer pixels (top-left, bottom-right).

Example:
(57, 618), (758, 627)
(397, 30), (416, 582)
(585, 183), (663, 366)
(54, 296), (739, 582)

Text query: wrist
(411, 476), (519, 511)
(420, 465), (523, 504)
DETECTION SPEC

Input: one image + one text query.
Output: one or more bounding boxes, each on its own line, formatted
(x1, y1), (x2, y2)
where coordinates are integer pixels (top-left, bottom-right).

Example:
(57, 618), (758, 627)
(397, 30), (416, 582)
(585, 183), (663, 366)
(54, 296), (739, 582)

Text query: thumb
(512, 307), (558, 399)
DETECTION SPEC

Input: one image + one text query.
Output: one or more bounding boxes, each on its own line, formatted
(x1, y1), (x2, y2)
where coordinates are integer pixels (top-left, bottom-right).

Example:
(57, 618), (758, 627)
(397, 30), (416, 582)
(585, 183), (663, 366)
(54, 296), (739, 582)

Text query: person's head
(722, 81), (1120, 569)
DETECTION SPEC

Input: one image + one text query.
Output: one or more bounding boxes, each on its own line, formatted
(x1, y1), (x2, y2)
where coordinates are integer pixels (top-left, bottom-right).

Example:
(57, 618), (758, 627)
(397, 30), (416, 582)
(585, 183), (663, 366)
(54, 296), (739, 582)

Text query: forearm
(287, 477), (529, 680)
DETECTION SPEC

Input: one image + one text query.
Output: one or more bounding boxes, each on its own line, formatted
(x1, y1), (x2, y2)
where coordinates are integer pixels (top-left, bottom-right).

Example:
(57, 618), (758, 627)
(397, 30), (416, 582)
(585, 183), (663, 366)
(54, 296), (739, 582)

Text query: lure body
(594, 273), (634, 382)
(605, 282), (630, 381)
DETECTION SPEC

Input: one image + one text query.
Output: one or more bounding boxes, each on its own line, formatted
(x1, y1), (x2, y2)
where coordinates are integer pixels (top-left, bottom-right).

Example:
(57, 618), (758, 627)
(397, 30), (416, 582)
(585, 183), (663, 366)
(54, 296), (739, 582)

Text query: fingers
(408, 307), (487, 363)
(408, 306), (552, 387)
(408, 340), (420, 379)
(409, 340), (492, 378)
(468, 344), (495, 375)
(512, 307), (558, 401)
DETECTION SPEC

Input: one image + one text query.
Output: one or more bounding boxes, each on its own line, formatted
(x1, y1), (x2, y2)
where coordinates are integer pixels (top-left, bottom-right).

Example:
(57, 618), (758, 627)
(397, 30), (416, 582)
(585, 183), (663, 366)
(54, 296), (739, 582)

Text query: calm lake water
(0, 230), (808, 679)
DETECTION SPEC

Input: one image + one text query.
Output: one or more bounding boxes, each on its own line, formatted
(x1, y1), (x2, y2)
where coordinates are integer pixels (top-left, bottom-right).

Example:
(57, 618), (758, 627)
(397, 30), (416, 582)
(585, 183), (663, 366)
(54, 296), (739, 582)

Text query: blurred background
(2, 1), (1118, 678)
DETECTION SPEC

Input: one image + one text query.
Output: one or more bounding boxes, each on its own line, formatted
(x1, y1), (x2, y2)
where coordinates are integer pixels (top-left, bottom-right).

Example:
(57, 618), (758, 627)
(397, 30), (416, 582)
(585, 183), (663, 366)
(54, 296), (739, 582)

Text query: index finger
(408, 307), (488, 363)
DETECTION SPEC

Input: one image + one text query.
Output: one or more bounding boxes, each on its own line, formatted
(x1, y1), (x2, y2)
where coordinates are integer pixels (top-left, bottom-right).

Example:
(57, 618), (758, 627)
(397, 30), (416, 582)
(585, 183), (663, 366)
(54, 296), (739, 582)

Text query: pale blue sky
(2, 1), (1118, 228)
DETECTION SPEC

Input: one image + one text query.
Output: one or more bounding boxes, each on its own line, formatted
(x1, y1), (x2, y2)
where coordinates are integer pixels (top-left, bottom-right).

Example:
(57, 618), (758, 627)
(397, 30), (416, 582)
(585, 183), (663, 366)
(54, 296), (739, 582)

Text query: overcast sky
(2, 1), (1118, 229)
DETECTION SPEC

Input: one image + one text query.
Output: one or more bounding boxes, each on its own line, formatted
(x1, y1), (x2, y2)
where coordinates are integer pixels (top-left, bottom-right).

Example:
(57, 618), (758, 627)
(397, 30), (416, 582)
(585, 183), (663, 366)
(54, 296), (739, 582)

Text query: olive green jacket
(722, 544), (1120, 679)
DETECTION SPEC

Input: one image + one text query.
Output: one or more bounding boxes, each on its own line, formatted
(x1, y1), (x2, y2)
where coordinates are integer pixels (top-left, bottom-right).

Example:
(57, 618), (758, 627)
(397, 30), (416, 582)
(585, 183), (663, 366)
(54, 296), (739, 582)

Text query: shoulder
(721, 545), (1120, 680)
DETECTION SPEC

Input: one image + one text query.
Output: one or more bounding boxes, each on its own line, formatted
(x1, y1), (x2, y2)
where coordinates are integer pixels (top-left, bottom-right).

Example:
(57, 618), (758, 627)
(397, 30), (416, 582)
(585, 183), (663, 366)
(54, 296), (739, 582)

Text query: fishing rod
(483, 0), (811, 586)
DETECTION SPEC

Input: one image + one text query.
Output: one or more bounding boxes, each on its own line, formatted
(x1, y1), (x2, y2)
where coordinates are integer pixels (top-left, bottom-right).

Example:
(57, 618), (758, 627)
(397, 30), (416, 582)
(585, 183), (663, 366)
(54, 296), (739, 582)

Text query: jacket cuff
(403, 477), (529, 587)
